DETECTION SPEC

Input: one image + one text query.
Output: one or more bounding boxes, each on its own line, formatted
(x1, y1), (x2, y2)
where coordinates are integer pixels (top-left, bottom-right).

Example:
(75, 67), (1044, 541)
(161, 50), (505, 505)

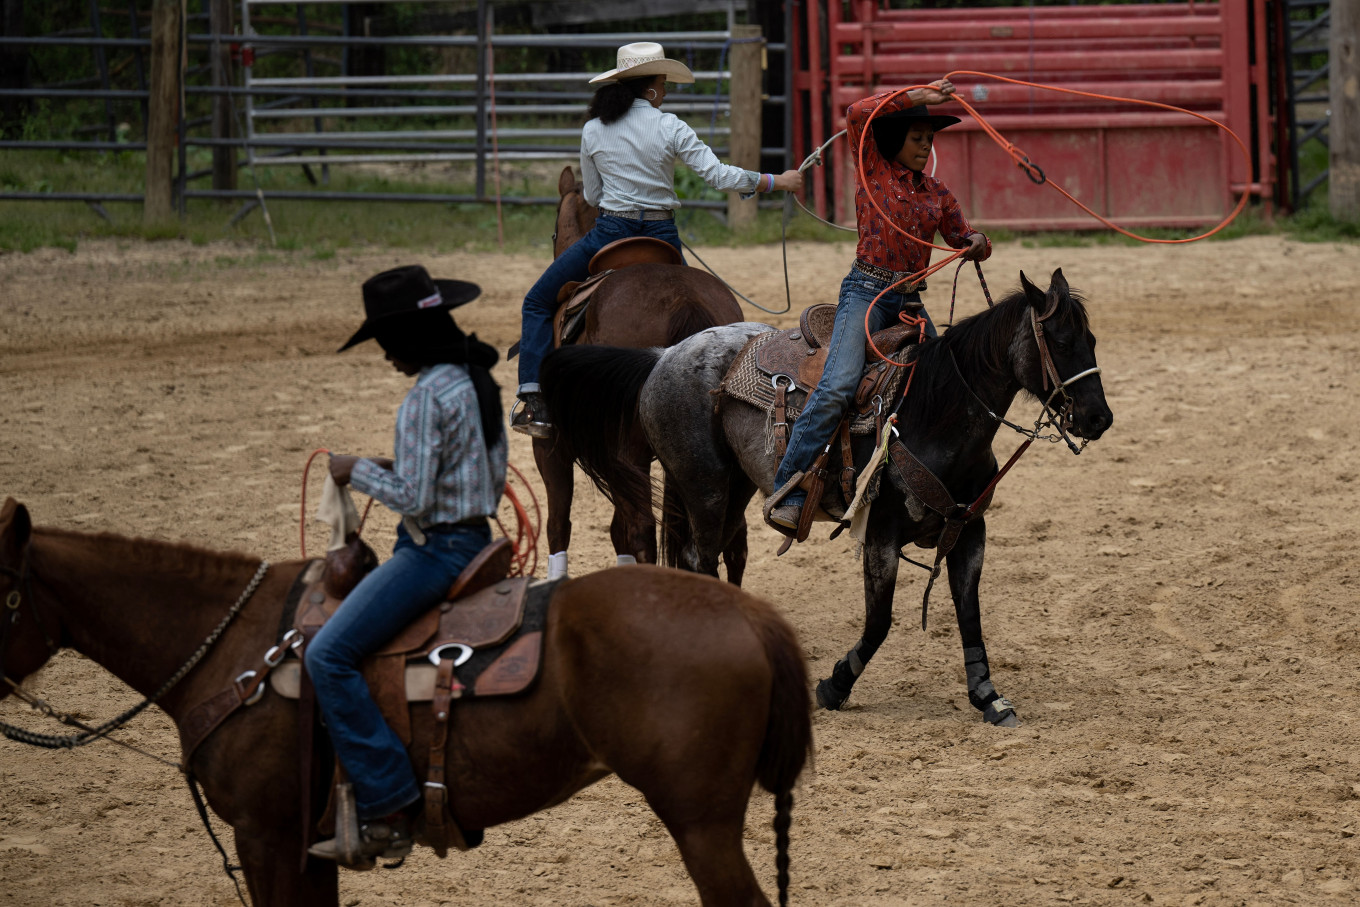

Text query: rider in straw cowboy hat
(767, 81), (992, 532)
(306, 264), (508, 862)
(510, 41), (805, 437)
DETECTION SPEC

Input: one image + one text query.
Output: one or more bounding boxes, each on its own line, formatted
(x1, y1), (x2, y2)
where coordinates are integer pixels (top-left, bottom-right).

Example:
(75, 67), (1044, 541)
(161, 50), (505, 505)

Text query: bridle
(0, 536), (270, 754)
(945, 290), (1102, 456)
(1028, 294), (1102, 454)
(0, 540), (58, 702)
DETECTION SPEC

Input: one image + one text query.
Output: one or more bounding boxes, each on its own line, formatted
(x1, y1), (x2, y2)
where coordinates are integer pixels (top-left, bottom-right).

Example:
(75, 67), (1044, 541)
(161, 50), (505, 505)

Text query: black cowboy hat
(871, 105), (961, 160)
(338, 264), (481, 352)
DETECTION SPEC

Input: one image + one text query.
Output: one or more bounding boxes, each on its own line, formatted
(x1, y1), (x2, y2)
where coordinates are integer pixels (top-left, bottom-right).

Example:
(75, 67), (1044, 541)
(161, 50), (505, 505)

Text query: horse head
(553, 165), (598, 258)
(0, 498), (59, 697)
(1016, 269), (1113, 442)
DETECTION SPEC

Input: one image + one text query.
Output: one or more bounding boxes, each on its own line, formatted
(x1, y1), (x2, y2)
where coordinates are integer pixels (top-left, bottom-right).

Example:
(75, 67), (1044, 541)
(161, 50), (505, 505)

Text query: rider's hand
(916, 79), (955, 106)
(961, 232), (989, 262)
(770, 170), (803, 193)
(328, 454), (360, 486)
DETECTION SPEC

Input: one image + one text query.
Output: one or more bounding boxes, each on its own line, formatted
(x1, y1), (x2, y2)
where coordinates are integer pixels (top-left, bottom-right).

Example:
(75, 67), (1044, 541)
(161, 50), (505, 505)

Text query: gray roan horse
(541, 269), (1113, 724)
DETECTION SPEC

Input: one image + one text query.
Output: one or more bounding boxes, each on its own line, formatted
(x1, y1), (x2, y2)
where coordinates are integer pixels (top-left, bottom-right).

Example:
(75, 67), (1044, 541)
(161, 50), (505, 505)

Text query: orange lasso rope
(850, 74), (1253, 370)
(299, 450), (540, 575)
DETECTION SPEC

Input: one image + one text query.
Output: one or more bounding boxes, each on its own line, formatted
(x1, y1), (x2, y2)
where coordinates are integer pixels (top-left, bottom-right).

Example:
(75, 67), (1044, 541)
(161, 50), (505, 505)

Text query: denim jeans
(517, 214), (682, 390)
(773, 269), (937, 497)
(304, 520), (492, 818)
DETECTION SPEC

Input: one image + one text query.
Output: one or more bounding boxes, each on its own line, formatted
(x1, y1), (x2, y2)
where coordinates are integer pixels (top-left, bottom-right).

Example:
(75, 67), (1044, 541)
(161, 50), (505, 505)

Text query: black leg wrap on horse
(964, 645), (1012, 723)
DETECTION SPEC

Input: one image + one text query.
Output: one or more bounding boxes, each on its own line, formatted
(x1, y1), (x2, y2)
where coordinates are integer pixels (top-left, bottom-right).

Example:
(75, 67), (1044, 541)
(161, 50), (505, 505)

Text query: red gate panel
(792, 1), (1273, 231)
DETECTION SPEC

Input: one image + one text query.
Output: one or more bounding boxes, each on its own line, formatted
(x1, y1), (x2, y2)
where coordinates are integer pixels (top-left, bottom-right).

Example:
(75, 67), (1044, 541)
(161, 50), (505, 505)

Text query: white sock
(615, 554), (637, 567)
(547, 551), (569, 580)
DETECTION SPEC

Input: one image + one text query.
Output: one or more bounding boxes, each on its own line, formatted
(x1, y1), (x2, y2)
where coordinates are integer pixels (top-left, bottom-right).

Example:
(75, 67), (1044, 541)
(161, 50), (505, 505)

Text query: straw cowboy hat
(338, 264), (481, 352)
(589, 42), (695, 85)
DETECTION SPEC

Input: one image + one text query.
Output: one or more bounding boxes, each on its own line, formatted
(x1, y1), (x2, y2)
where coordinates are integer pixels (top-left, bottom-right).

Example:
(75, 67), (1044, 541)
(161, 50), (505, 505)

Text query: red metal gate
(791, 1), (1274, 230)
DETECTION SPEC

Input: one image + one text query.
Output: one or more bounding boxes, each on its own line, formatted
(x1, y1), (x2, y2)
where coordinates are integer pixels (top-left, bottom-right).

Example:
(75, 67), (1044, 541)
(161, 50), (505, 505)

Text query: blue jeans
(304, 520), (492, 818)
(773, 269), (937, 497)
(517, 214), (682, 390)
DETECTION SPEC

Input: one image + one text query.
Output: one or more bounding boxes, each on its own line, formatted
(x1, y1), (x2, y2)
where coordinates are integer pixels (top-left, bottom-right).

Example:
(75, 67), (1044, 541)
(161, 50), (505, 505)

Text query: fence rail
(0, 0), (788, 224)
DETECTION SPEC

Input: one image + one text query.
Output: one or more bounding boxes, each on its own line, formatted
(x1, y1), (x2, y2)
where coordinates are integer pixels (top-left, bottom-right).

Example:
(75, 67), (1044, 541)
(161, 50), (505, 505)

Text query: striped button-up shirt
(350, 363), (507, 528)
(580, 98), (760, 212)
(847, 91), (989, 275)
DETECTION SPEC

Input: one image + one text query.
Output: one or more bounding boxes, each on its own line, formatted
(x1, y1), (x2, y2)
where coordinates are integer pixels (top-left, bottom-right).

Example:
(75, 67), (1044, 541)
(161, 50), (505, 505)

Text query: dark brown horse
(536, 165), (748, 582)
(0, 498), (811, 906)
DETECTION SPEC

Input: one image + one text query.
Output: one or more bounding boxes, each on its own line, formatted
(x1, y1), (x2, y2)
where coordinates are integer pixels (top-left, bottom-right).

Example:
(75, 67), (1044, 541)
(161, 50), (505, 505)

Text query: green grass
(2, 146), (1357, 255)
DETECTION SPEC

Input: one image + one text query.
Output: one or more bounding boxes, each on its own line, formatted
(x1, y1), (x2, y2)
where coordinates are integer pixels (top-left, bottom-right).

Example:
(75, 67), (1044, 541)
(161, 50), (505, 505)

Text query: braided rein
(1, 560), (270, 752)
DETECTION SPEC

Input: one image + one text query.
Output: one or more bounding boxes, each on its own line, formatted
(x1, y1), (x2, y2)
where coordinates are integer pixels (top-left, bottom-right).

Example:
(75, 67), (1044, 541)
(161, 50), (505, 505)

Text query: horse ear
(1, 497), (32, 551)
(558, 166), (577, 198)
(1018, 271), (1045, 309)
(1048, 268), (1069, 299)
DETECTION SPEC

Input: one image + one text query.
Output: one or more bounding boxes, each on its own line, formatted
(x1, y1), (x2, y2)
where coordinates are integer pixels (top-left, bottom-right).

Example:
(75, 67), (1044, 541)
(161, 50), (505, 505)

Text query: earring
(646, 88), (658, 100)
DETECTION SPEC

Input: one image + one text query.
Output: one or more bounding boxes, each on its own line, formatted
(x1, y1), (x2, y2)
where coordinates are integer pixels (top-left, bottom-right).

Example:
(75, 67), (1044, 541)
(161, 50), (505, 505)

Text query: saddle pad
(723, 329), (908, 435)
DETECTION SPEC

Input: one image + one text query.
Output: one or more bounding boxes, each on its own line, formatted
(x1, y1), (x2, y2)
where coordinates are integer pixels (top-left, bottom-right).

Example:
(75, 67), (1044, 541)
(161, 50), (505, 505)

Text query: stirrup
(762, 472), (806, 538)
(510, 396), (552, 439)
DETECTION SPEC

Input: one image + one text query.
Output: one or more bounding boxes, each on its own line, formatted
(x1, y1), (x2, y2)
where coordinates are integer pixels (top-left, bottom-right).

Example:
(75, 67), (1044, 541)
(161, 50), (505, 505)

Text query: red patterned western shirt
(846, 90), (991, 276)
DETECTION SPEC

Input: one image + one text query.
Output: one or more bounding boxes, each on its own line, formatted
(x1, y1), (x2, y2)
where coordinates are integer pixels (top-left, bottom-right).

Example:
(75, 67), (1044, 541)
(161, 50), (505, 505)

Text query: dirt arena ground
(0, 232), (1357, 907)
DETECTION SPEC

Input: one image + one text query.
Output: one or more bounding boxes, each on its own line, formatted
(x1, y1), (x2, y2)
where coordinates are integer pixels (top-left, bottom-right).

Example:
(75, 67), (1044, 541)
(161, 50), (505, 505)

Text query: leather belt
(853, 259), (926, 292)
(600, 207), (674, 221)
(424, 518), (489, 533)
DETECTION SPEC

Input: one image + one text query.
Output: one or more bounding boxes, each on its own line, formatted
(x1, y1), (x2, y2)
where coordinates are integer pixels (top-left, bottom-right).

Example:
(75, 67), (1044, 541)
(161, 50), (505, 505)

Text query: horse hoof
(983, 697), (1019, 727)
(815, 677), (847, 711)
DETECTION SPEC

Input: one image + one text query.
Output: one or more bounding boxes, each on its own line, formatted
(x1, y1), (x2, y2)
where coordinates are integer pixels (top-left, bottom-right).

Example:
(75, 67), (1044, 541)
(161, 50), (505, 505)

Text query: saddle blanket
(721, 328), (911, 436)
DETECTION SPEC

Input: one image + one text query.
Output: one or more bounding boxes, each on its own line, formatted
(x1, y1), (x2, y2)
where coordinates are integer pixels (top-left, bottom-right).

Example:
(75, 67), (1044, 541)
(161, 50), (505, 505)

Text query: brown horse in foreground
(0, 499), (811, 906)
(536, 165), (748, 581)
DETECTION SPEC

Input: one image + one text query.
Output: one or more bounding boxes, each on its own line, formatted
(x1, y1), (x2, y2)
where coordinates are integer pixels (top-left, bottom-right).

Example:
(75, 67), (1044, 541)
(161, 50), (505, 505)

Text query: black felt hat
(870, 105), (962, 160)
(338, 264), (482, 352)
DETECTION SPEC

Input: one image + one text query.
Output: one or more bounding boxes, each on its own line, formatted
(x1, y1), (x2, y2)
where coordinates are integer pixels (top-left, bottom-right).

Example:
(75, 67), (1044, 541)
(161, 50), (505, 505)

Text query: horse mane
(898, 282), (1090, 436)
(34, 525), (263, 587)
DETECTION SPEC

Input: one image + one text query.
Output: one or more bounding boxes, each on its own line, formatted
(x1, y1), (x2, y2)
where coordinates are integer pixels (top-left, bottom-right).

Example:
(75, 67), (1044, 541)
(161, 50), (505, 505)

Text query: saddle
(720, 303), (920, 456)
(553, 237), (684, 346)
(178, 536), (551, 865)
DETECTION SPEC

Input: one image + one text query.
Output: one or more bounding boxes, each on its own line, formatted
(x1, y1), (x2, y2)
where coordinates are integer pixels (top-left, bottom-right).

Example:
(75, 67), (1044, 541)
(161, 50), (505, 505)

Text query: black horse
(541, 269), (1113, 725)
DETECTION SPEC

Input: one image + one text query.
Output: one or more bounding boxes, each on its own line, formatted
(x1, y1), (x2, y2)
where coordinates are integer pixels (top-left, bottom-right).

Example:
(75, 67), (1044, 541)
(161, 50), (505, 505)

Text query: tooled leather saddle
(717, 303), (922, 506)
(552, 236), (684, 346)
(178, 536), (553, 862)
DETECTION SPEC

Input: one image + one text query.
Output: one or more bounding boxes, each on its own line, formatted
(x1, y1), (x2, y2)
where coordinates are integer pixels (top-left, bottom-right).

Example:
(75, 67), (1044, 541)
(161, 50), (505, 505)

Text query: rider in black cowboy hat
(306, 264), (508, 863)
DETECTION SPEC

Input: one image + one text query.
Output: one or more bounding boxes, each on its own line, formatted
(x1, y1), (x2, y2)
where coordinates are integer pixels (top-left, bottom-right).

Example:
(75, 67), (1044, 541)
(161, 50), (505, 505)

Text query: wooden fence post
(1332, 0), (1360, 221)
(145, 0), (181, 224)
(210, 0), (236, 193)
(727, 25), (764, 233)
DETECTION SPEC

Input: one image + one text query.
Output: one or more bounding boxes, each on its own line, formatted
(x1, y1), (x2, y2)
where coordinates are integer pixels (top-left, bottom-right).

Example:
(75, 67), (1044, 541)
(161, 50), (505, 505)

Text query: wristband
(762, 173), (774, 192)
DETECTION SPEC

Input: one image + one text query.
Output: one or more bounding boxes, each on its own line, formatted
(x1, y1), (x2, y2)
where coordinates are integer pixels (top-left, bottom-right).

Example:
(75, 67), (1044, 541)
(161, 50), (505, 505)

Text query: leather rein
(0, 540), (270, 757)
(887, 291), (1102, 629)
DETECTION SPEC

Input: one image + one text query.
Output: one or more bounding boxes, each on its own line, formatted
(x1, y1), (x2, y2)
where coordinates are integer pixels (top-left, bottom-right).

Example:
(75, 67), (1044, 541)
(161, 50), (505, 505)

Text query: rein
(0, 552), (270, 753)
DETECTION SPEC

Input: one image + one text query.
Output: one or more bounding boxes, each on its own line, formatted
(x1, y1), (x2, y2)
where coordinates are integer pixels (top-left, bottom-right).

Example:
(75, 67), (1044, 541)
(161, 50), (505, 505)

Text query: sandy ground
(0, 232), (1358, 907)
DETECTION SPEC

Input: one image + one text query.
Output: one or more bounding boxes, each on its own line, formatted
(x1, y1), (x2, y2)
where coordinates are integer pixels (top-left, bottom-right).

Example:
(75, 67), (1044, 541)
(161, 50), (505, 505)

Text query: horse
(0, 498), (811, 907)
(533, 165), (748, 582)
(540, 269), (1113, 726)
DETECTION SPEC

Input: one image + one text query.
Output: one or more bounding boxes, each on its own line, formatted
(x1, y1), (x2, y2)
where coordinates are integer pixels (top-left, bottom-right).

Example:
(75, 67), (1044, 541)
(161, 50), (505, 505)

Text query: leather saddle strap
(772, 378), (790, 460)
(423, 656), (465, 858)
(794, 445), (831, 543)
(886, 439), (960, 518)
(297, 626), (321, 871)
(918, 518), (969, 631)
(838, 419), (857, 507)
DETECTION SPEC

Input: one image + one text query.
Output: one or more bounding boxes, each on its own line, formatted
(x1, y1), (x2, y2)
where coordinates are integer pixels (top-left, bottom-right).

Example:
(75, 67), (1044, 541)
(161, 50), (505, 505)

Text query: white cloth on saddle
(315, 473), (362, 552)
(848, 417), (897, 546)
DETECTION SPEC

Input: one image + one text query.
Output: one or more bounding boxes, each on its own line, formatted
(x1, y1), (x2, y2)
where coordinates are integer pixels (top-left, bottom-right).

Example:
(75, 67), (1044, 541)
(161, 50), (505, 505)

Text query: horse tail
(540, 345), (660, 509)
(665, 298), (725, 346)
(657, 466), (690, 570)
(744, 599), (812, 907)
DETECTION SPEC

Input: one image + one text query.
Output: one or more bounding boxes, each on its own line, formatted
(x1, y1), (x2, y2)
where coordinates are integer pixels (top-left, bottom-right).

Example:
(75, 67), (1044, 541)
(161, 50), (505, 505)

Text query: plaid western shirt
(350, 363), (507, 528)
(846, 91), (990, 276)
